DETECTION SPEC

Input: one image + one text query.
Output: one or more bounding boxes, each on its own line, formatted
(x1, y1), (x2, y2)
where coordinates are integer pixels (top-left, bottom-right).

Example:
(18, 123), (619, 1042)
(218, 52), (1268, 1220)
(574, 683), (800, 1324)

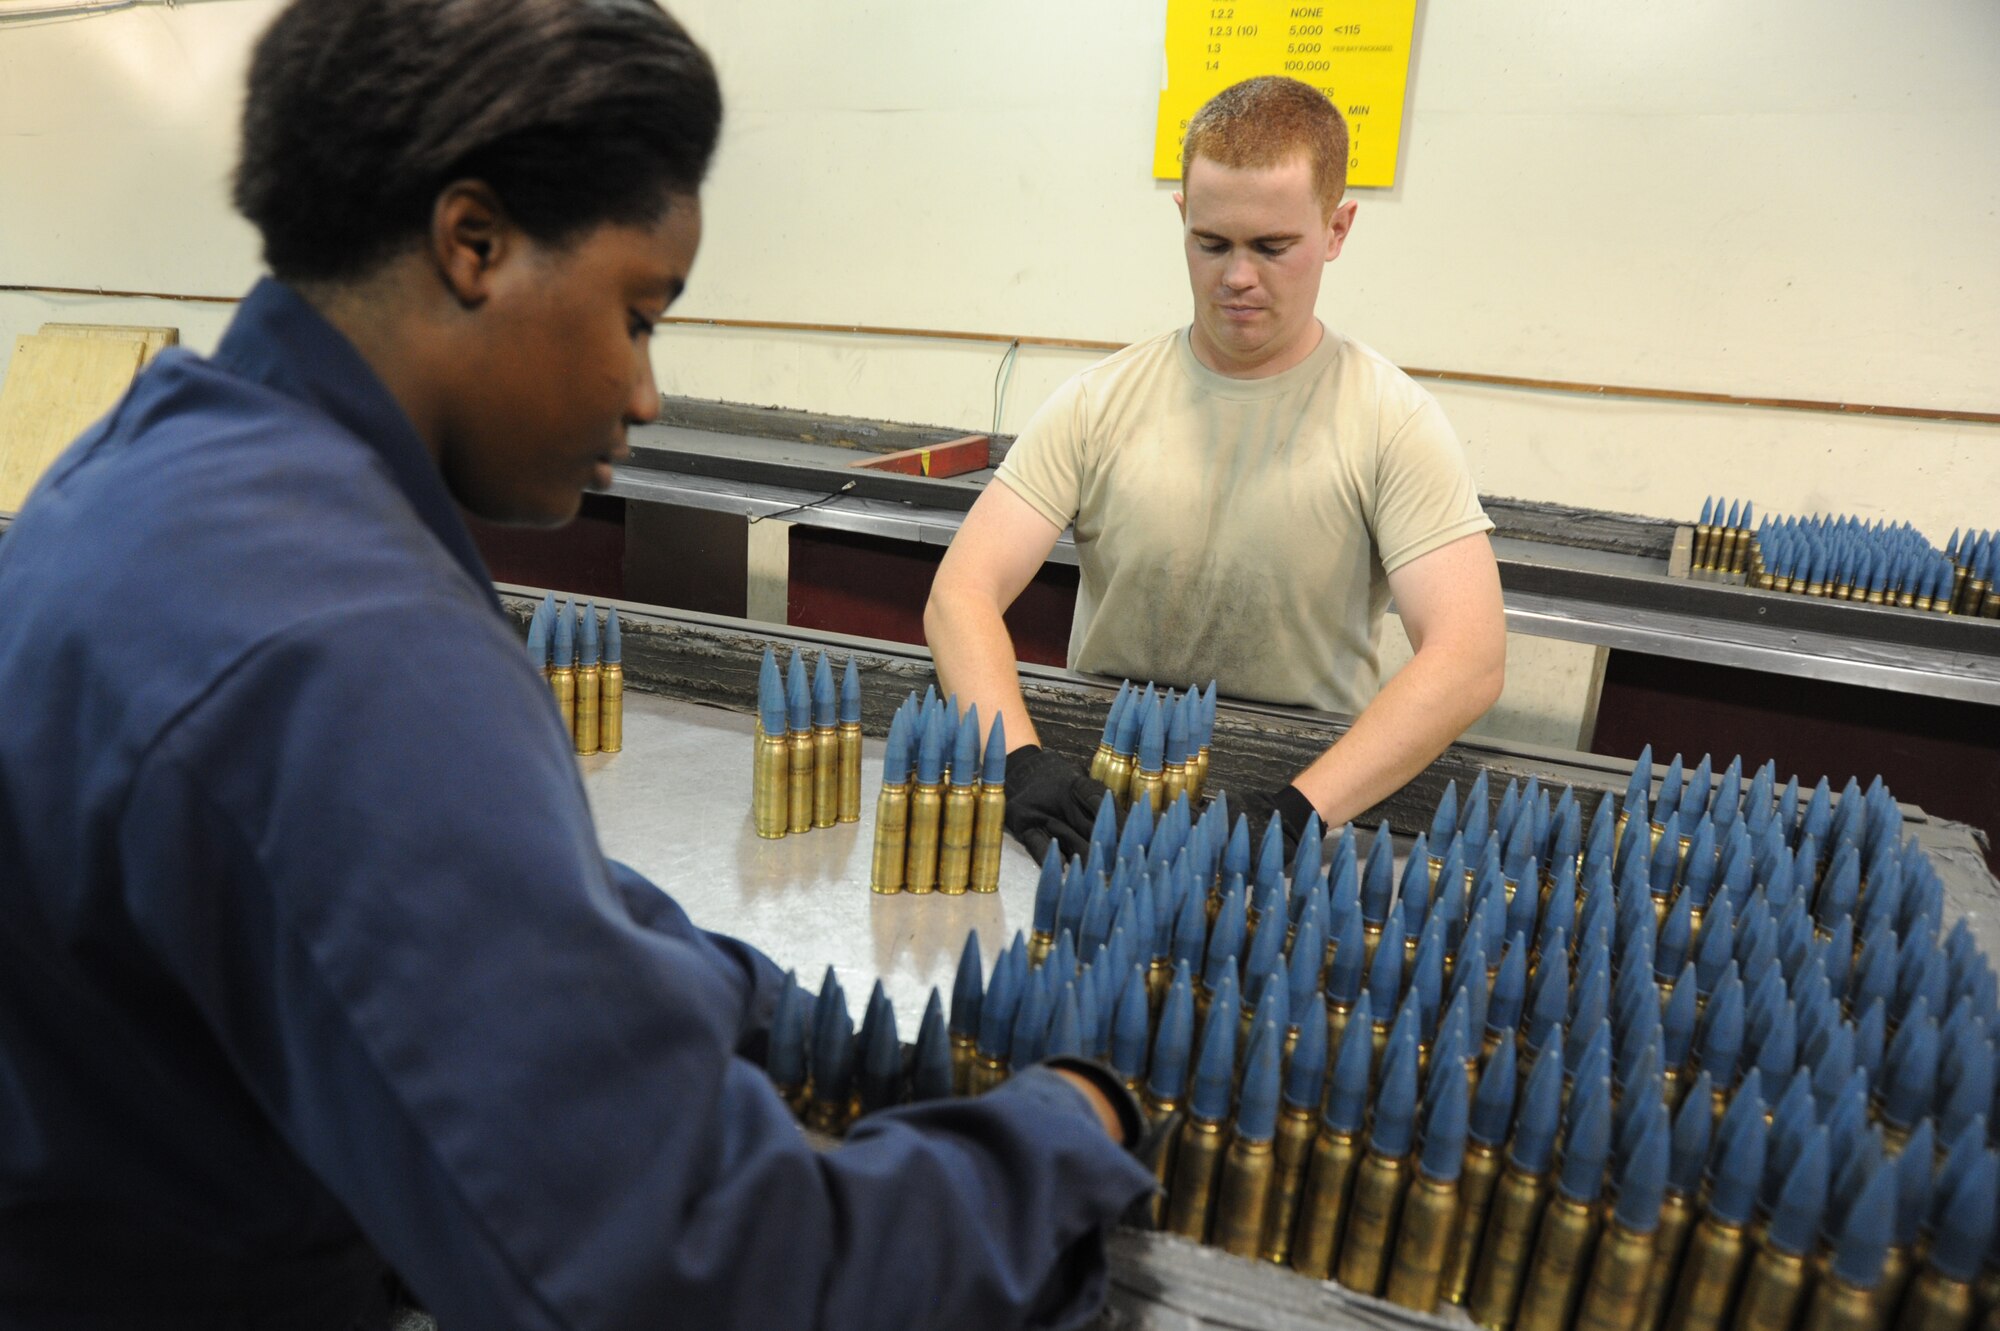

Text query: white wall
(4, 0), (1997, 748)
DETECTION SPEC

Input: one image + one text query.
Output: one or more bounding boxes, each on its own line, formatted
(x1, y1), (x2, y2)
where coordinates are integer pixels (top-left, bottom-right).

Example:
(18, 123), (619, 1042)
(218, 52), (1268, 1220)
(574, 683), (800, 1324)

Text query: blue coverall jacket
(0, 280), (1152, 1330)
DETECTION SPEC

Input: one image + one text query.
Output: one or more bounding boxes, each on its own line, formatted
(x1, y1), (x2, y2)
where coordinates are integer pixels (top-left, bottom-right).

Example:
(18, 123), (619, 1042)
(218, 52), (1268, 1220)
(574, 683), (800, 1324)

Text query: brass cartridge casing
(937, 785), (976, 895)
(1147, 958), (1171, 1017)
(1166, 1117), (1228, 1243)
(1129, 767), (1164, 819)
(575, 662), (600, 755)
(867, 783), (909, 890)
(1470, 1163), (1554, 1331)
(1161, 762), (1187, 813)
(1193, 746), (1211, 805)
(1733, 1246), (1810, 1331)
(970, 785), (1006, 893)
(1141, 1093), (1182, 1230)
(1336, 1150), (1412, 1297)
(552, 666), (576, 740)
(949, 1031), (975, 1096)
(1027, 931), (1054, 968)
(1326, 1003), (1354, 1077)
(1693, 523), (1713, 570)
(1897, 588), (1917, 609)
(967, 1053), (1007, 1097)
(1088, 743), (1114, 785)
(1514, 1192), (1602, 1331)
(1386, 1170), (1462, 1313)
(1443, 1140), (1506, 1306)
(1895, 1271), (1976, 1331)
(1361, 921), (1384, 980)
(1873, 1247), (1914, 1327)
(804, 1092), (847, 1137)
(1973, 1264), (1996, 1317)
(787, 729), (814, 834)
(1102, 752), (1134, 811)
(599, 662), (623, 752)
(1261, 1103), (1319, 1265)
(1803, 1273), (1887, 1331)
(754, 731), (793, 840)
(1881, 1117), (1912, 1158)
(1575, 1220), (1658, 1331)
(1639, 1191), (1698, 1331)
(904, 781), (943, 894)
(1291, 1126), (1362, 1280)
(1214, 1136), (1278, 1259)
(836, 721), (862, 822)
(1427, 852), (1445, 894)
(812, 726), (839, 828)
(1662, 1217), (1752, 1331)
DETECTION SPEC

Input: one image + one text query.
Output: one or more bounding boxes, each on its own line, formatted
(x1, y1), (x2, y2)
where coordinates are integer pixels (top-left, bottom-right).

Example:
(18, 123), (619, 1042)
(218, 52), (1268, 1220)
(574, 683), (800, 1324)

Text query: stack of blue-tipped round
(763, 742), (2000, 1329)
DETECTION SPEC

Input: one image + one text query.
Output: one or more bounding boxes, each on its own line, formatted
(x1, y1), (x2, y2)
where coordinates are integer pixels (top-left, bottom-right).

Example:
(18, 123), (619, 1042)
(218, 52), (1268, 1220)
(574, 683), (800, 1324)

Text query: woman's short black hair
(234, 0), (721, 283)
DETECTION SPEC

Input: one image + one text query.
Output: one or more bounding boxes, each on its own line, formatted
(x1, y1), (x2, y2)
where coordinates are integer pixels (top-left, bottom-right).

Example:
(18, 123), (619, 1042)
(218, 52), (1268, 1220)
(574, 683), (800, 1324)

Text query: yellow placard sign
(1154, 0), (1419, 188)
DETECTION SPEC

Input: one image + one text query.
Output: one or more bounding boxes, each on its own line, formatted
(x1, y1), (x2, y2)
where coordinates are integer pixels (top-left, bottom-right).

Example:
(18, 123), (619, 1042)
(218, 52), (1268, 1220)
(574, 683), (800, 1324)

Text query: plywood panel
(0, 331), (147, 511)
(39, 321), (177, 368)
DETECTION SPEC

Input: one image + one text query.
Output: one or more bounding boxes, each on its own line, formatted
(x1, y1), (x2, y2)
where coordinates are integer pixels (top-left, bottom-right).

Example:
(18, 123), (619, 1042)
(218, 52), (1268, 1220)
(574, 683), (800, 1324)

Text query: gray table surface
(583, 690), (1044, 1023)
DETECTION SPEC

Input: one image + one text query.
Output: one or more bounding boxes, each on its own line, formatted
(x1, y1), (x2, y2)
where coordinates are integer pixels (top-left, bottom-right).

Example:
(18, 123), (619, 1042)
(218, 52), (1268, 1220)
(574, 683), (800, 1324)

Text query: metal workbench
(603, 406), (2000, 708)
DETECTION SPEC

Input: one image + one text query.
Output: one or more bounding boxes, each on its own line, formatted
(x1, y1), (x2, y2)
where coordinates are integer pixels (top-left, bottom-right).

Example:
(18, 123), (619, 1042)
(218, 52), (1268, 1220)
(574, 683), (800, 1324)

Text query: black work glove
(1003, 744), (1109, 865)
(1225, 784), (1318, 865)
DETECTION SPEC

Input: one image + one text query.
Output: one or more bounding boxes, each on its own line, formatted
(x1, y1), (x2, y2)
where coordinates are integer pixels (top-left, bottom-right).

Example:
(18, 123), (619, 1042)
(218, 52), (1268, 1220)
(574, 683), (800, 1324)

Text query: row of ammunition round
(1085, 678), (1217, 816)
(751, 647), (864, 839)
(526, 593), (623, 755)
(1692, 499), (1999, 618)
(765, 963), (958, 1137)
(867, 686), (1007, 895)
(767, 739), (2000, 1331)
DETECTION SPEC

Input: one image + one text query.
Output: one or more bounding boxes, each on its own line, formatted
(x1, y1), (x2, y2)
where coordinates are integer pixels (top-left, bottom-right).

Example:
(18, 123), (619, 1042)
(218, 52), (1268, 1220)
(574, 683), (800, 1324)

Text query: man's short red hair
(1182, 77), (1349, 218)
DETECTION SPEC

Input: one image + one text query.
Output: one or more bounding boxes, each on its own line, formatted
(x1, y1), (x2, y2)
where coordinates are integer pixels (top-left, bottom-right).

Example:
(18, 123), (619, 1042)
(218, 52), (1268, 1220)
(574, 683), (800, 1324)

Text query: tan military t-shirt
(994, 324), (1491, 715)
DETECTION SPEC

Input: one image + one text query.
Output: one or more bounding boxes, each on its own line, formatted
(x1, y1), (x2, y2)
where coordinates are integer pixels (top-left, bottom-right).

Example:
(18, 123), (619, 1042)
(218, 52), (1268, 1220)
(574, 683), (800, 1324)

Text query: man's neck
(1189, 318), (1326, 380)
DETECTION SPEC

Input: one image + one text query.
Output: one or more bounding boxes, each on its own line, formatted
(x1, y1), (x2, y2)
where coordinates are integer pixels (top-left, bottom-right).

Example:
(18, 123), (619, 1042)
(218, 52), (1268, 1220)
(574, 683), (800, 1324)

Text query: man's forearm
(1289, 642), (1503, 829)
(922, 587), (1042, 751)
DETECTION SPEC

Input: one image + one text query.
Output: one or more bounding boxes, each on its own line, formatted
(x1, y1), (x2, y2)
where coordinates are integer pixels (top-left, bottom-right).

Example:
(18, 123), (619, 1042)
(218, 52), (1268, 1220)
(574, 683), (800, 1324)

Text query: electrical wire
(991, 339), (1021, 436)
(747, 480), (856, 525)
(0, 0), (147, 25)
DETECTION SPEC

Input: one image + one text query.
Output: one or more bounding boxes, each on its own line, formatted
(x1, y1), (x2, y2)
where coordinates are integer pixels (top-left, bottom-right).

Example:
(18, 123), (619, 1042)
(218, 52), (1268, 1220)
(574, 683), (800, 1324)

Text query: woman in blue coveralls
(0, 1), (1153, 1327)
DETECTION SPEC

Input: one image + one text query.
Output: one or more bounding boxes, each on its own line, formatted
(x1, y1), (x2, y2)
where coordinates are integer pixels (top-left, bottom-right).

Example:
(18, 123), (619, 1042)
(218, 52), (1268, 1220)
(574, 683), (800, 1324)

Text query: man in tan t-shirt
(925, 76), (1505, 862)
